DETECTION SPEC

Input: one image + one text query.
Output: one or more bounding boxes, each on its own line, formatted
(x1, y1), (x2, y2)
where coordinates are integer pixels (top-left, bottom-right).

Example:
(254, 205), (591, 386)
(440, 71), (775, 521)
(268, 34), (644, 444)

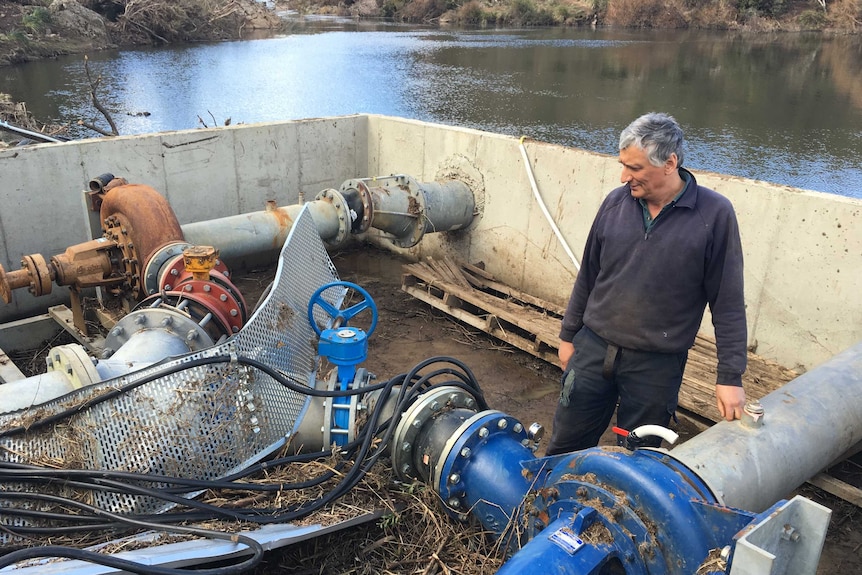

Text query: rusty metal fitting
(183, 246), (219, 281)
(21, 254), (54, 297)
(50, 239), (118, 290)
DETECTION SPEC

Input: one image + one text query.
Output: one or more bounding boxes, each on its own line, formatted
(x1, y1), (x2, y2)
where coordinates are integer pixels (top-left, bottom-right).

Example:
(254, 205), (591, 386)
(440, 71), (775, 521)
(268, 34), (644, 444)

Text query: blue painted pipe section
(315, 327), (368, 446)
(436, 411), (534, 531)
(443, 420), (763, 575)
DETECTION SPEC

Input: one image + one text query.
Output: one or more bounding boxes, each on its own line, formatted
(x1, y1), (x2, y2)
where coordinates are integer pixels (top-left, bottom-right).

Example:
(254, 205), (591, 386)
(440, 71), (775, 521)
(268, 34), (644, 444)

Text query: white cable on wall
(519, 137), (581, 271)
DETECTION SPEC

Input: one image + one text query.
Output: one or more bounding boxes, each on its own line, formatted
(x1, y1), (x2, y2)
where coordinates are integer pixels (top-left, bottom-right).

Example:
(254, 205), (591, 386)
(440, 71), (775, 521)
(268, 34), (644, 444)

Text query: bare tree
(78, 55), (119, 137)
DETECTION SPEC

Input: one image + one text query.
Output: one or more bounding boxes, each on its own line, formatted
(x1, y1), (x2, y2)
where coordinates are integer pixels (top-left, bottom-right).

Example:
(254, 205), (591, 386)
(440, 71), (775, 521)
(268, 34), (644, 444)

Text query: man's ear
(665, 153), (679, 174)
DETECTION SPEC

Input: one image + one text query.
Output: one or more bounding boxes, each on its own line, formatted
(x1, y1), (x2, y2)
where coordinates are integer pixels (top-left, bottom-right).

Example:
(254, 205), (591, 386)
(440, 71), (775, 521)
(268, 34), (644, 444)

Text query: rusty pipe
(183, 175), (476, 264)
(0, 240), (126, 304)
(0, 183), (184, 304)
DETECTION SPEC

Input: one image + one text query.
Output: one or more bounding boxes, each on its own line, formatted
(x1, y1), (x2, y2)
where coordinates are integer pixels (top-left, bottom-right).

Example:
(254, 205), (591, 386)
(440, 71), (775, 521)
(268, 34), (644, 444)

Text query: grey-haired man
(547, 112), (747, 455)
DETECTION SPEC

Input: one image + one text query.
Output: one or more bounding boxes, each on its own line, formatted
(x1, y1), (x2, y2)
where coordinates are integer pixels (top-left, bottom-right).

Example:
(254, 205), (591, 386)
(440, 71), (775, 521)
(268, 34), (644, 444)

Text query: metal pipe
(364, 175), (475, 248)
(182, 202), (340, 264)
(669, 340), (862, 512)
(0, 119), (64, 143)
(182, 175), (476, 264)
(0, 371), (78, 414)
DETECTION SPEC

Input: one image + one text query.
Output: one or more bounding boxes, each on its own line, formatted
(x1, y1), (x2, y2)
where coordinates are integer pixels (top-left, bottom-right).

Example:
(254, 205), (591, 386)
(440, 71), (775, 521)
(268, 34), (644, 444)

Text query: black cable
(0, 491), (264, 575)
(0, 355), (487, 573)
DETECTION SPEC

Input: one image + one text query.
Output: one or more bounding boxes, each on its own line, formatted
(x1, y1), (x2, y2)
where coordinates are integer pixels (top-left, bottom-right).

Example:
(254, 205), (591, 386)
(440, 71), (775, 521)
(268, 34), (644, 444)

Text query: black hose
(0, 356), (486, 573)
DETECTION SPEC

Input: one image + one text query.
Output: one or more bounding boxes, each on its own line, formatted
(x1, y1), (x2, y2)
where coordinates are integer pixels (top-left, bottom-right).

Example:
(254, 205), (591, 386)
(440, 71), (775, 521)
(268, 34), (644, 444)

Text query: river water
(0, 16), (860, 198)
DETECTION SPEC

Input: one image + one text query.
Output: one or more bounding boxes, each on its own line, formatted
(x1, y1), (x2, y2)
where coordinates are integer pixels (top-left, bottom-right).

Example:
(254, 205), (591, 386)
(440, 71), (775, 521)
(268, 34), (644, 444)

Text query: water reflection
(0, 20), (859, 197)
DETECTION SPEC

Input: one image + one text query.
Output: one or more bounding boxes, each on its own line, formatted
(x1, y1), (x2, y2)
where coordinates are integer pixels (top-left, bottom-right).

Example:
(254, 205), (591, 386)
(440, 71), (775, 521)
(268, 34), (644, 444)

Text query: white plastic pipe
(519, 137), (580, 271)
(632, 424), (679, 445)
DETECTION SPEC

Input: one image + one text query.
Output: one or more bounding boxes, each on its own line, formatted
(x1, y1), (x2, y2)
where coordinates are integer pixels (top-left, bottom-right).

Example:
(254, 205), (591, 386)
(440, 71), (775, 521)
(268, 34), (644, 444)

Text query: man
(546, 112), (747, 455)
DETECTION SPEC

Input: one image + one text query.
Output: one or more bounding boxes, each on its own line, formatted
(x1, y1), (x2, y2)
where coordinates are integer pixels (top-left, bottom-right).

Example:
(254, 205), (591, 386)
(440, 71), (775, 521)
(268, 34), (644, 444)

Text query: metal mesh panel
(0, 206), (341, 521)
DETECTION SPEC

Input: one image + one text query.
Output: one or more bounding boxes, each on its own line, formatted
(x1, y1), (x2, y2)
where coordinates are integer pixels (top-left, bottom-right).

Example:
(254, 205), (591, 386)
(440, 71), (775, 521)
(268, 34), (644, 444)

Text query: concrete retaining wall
(0, 114), (858, 372)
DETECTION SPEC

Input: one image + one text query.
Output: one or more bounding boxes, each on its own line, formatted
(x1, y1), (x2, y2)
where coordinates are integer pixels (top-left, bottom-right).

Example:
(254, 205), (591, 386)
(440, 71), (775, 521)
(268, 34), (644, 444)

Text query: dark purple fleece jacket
(558, 168), (748, 386)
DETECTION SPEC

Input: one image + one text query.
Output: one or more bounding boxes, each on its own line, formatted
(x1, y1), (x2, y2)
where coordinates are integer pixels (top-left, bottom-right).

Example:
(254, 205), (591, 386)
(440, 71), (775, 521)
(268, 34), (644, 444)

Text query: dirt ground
(305, 245), (862, 574)
(4, 244), (859, 573)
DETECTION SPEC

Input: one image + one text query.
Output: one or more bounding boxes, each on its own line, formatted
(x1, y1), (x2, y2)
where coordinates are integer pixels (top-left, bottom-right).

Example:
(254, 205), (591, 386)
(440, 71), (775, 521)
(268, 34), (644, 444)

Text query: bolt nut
(449, 473), (461, 485)
(460, 447), (472, 458)
(497, 418), (508, 430)
(478, 427), (489, 439)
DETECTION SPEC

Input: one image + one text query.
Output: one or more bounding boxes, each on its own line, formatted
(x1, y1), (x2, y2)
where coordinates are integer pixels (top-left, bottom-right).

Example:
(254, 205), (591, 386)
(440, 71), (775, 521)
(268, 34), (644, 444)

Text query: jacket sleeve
(705, 196), (748, 386)
(559, 208), (603, 342)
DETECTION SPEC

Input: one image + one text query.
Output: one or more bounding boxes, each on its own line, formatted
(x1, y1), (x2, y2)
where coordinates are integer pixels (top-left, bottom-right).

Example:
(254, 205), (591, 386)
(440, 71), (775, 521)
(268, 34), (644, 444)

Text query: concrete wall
(364, 115), (861, 373)
(0, 114), (858, 372)
(0, 115), (367, 319)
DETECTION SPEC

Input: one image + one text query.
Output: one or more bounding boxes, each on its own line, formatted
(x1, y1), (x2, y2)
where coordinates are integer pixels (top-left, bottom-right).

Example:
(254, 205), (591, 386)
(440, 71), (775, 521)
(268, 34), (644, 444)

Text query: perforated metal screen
(0, 207), (343, 521)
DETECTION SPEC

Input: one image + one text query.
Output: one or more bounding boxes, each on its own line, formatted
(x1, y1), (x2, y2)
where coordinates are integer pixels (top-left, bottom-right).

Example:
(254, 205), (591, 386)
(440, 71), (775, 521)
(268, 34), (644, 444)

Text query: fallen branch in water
(80, 55), (119, 137)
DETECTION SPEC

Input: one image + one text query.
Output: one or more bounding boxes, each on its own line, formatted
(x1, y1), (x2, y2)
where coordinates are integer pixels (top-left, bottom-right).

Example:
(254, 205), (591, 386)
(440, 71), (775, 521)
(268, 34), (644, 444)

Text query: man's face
(618, 146), (674, 202)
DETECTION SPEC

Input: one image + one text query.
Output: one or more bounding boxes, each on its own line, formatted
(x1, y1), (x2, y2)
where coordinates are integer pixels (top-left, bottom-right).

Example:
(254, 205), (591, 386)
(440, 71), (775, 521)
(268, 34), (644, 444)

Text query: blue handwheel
(307, 281), (378, 337)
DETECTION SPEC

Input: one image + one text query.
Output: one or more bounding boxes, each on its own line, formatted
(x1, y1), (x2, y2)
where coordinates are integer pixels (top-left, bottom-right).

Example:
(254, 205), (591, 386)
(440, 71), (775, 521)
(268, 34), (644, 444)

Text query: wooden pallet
(401, 256), (798, 408)
(401, 257), (565, 366)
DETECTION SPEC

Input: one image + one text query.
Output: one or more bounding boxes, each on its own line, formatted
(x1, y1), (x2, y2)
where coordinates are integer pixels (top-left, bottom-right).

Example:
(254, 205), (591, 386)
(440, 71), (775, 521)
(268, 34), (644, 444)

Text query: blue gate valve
(307, 281), (378, 446)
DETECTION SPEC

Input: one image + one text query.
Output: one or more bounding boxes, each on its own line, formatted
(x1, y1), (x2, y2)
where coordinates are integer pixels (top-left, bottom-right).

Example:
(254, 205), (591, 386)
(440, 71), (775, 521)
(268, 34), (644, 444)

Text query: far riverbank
(0, 0), (858, 68)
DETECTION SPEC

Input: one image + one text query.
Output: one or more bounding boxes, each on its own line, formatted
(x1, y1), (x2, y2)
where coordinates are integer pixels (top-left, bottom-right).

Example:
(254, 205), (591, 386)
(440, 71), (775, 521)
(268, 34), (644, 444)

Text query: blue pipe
(438, 434), (762, 575)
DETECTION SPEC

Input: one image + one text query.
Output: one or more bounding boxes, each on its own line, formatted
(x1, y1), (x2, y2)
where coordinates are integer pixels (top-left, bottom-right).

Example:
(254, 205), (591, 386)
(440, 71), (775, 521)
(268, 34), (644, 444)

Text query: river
(0, 16), (860, 198)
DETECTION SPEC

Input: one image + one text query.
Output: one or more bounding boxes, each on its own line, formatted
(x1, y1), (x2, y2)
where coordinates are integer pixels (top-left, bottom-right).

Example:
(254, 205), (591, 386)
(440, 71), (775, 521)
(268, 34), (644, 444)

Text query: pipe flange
(321, 374), (361, 448)
(103, 214), (142, 298)
(339, 179), (373, 233)
(171, 280), (246, 335)
(0, 264), (11, 304)
(45, 343), (100, 389)
(103, 307), (215, 357)
(156, 250), (232, 292)
(21, 254), (52, 297)
(143, 242), (191, 296)
(390, 175), (427, 249)
(392, 385), (478, 481)
(435, 411), (528, 511)
(314, 188), (351, 248)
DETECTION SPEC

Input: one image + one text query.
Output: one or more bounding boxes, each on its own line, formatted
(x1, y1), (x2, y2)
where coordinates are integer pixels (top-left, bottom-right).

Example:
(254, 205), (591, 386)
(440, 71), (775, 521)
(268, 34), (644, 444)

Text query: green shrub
(736, 0), (787, 17)
(797, 8), (827, 29)
(606, 0), (687, 28)
(455, 0), (490, 25)
(507, 0), (556, 25)
(21, 7), (52, 35)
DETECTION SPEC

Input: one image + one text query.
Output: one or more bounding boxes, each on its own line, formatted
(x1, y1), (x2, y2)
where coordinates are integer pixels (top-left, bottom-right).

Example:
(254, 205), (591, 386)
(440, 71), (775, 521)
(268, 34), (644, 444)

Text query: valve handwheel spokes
(307, 281), (378, 337)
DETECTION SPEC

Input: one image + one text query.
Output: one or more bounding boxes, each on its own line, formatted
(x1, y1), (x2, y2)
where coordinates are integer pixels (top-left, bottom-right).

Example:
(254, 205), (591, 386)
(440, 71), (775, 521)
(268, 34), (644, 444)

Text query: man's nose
(620, 168), (632, 183)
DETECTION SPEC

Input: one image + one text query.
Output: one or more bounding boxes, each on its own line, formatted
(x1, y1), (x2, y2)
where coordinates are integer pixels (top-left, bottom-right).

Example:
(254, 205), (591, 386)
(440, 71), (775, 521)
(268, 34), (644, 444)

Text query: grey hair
(619, 112), (686, 168)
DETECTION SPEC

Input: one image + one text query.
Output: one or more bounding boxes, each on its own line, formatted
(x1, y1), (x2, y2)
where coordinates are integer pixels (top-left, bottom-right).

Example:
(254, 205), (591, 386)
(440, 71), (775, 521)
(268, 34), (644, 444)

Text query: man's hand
(558, 341), (575, 370)
(716, 384), (746, 421)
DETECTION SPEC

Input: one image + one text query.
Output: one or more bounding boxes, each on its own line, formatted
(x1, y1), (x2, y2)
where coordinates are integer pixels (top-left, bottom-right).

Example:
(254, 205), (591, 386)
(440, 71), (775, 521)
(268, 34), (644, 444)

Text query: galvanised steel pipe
(669, 340), (862, 512)
(182, 175), (476, 263)
(182, 201), (342, 265)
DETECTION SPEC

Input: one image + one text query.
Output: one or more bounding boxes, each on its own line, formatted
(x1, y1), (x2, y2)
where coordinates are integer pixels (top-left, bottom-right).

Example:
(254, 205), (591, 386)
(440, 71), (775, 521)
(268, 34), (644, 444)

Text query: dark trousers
(546, 326), (687, 455)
